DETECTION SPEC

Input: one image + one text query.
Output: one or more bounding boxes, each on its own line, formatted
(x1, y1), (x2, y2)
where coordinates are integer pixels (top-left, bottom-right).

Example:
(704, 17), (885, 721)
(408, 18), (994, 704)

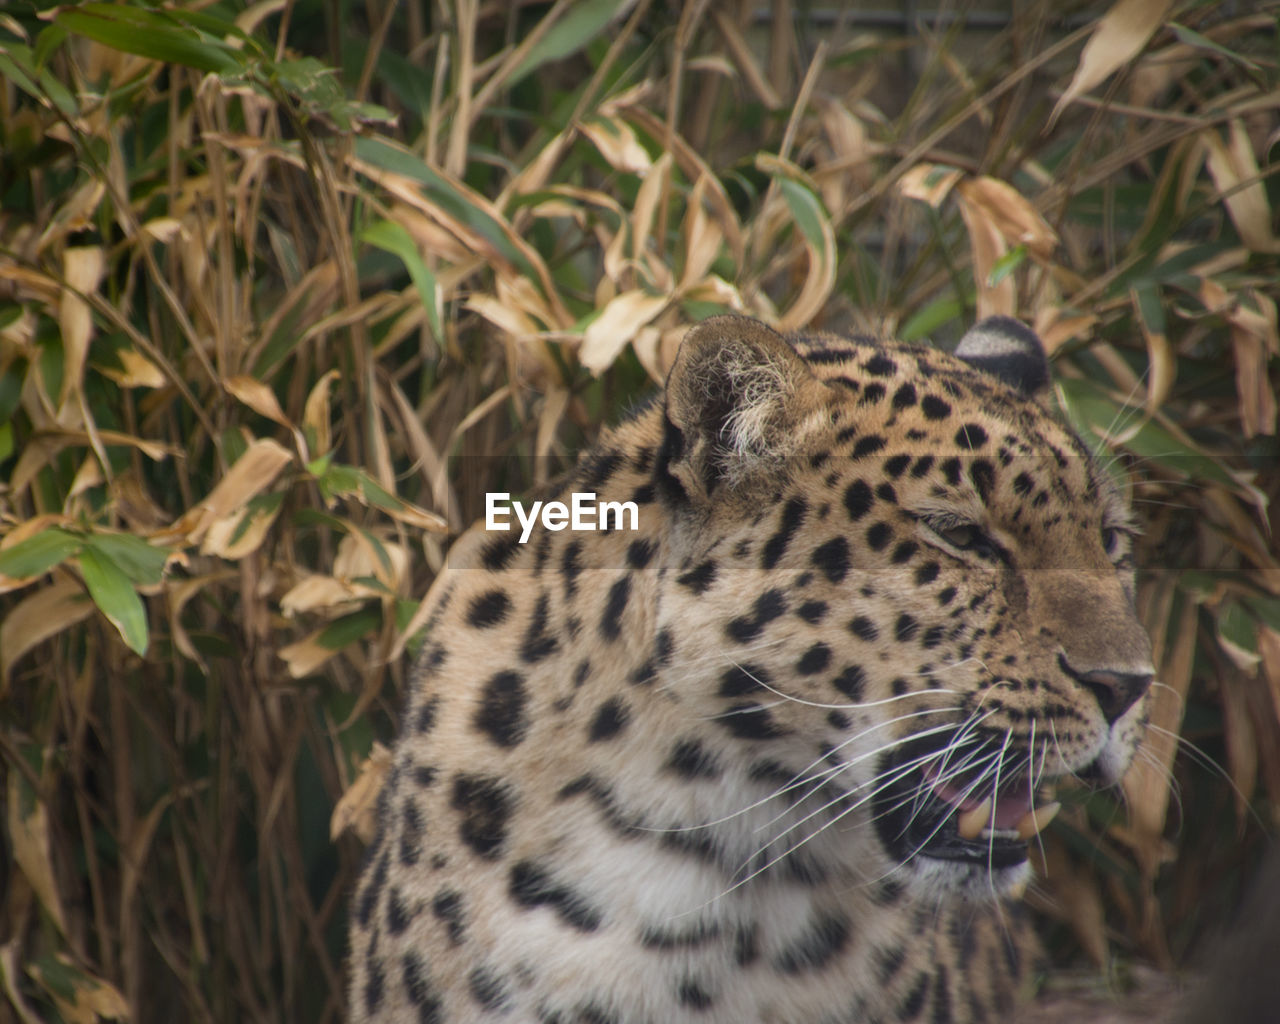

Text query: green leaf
(361, 219), (443, 341)
(1216, 601), (1259, 671)
(353, 138), (540, 284)
(56, 7), (242, 75)
(776, 177), (830, 257)
(0, 528), (83, 579)
(987, 244), (1027, 288)
(78, 546), (149, 655)
(900, 297), (965, 342)
(1169, 22), (1260, 71)
(82, 533), (168, 586)
(316, 608), (381, 651)
(509, 0), (629, 84)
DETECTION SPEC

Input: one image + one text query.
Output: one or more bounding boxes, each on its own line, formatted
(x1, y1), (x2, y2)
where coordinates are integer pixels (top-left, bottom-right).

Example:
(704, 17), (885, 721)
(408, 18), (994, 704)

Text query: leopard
(347, 314), (1154, 1024)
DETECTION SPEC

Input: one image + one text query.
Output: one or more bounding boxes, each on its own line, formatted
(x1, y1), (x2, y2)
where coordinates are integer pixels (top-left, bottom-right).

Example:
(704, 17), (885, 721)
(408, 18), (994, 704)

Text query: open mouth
(872, 738), (1061, 870)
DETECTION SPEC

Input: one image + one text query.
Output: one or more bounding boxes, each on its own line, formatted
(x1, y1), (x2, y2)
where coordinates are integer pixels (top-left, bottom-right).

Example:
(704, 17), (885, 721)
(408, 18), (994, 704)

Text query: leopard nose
(1078, 668), (1153, 726)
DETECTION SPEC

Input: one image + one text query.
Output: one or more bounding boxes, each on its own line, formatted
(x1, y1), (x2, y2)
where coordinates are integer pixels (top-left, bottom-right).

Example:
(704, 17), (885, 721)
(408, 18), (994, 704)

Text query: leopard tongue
(926, 768), (1059, 841)
(953, 796), (1061, 841)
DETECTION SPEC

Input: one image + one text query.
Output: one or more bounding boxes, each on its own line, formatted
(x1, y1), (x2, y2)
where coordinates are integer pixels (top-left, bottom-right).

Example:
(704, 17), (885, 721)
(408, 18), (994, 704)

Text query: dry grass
(0, 2), (1277, 1020)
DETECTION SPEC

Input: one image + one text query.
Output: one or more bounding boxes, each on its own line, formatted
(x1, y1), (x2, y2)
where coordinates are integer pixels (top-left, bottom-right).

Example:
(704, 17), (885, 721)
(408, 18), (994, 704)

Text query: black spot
(415, 696), (440, 733)
(735, 924), (759, 965)
(412, 764), (437, 787)
(573, 660), (591, 687)
(911, 455), (936, 477)
(364, 955), (385, 1015)
(666, 738), (722, 779)
(773, 910), (851, 974)
(480, 534), (520, 571)
(402, 951), (443, 1023)
(955, 423), (988, 449)
(640, 921), (722, 948)
(848, 616), (878, 642)
(654, 628), (675, 666)
(921, 394), (951, 420)
(357, 849), (389, 928)
(419, 643), (447, 673)
(399, 798), (424, 866)
(561, 540), (584, 600)
(891, 540), (918, 564)
(677, 979), (715, 1009)
(915, 561), (940, 585)
(933, 964), (952, 1023)
(631, 483), (656, 504)
(599, 576), (631, 641)
(387, 886), (411, 934)
(970, 458), (996, 503)
(468, 966), (509, 1012)
(588, 697), (630, 742)
(827, 710), (851, 730)
(870, 878), (904, 905)
(719, 664), (768, 698)
(581, 450), (623, 489)
(899, 972), (931, 1018)
(844, 479), (873, 520)
(1013, 471), (1035, 496)
(876, 482), (896, 502)
(450, 774), (513, 860)
(677, 559), (717, 594)
(797, 600), (828, 623)
(852, 435), (887, 459)
(876, 944), (906, 983)
(860, 382), (887, 404)
(626, 538), (656, 569)
(796, 643), (831, 675)
(509, 860), (603, 932)
(466, 589), (512, 628)
(432, 888), (466, 945)
(922, 625), (945, 649)
(762, 496), (808, 570)
(720, 702), (786, 739)
(891, 383), (918, 409)
(864, 353), (898, 376)
(866, 521), (892, 551)
(832, 665), (866, 701)
(726, 589), (788, 644)
(884, 453), (912, 477)
(810, 537), (850, 583)
(474, 670), (530, 748)
(941, 458), (962, 486)
(521, 592), (559, 663)
(938, 586), (957, 605)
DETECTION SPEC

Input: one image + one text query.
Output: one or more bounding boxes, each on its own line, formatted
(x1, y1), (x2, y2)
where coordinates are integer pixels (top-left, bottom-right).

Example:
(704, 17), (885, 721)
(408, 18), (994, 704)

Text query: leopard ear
(660, 315), (823, 505)
(954, 316), (1050, 401)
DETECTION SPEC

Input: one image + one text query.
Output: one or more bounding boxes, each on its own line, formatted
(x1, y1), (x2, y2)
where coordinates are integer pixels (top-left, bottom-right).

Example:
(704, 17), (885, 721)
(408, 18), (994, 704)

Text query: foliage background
(0, 0), (1277, 1020)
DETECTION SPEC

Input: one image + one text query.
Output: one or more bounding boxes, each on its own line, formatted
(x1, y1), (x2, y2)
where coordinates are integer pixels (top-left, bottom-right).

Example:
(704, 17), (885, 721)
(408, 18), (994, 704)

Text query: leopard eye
(1101, 525), (1124, 555)
(929, 521), (1002, 561)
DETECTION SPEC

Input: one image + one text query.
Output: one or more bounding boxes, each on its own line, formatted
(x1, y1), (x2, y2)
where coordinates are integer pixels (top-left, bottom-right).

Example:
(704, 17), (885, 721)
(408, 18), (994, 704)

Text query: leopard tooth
(1014, 801), (1061, 840)
(955, 797), (993, 841)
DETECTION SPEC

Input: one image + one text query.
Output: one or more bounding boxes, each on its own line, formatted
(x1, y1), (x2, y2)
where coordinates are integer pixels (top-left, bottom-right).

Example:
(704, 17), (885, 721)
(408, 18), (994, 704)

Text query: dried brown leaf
(1052, 0), (1173, 124)
(330, 741), (392, 842)
(580, 117), (651, 175)
(7, 766), (66, 936)
(225, 375), (291, 428)
(0, 576), (93, 689)
(57, 246), (105, 411)
(898, 163), (963, 209)
(182, 437), (293, 547)
(580, 290), (670, 374)
(954, 186), (1015, 319)
(1204, 120), (1280, 255)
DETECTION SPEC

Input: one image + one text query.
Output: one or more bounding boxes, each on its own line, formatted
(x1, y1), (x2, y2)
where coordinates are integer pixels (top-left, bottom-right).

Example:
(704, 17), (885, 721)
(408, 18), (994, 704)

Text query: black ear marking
(954, 316), (1050, 399)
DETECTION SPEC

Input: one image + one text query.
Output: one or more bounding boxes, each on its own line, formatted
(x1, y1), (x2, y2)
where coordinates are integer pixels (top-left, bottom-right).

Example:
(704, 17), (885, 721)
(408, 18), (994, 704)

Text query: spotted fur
(348, 315), (1153, 1023)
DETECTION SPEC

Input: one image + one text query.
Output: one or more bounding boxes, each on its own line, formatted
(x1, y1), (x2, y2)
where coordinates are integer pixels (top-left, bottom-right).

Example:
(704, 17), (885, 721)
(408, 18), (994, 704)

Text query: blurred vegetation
(0, 0), (1277, 1020)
